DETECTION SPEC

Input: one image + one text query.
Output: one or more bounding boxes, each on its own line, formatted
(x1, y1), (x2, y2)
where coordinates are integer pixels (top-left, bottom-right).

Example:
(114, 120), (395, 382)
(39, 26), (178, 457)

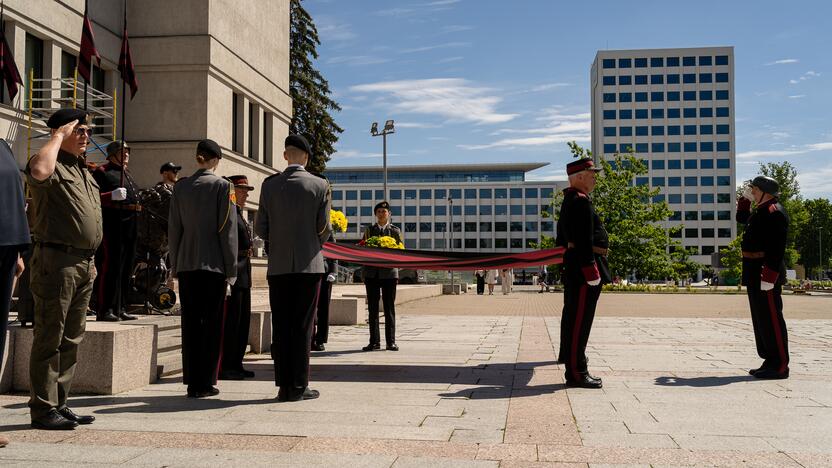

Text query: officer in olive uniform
(169, 139), (238, 398)
(555, 158), (609, 389)
(361, 201), (403, 351)
(92, 141), (139, 321)
(737, 176), (790, 379)
(25, 108), (101, 429)
(219, 175), (255, 380)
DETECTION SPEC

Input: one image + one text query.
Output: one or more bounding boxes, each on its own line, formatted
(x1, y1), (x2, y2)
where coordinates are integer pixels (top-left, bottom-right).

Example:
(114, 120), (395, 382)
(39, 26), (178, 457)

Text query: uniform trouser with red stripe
(221, 285), (251, 373)
(178, 271), (225, 390)
(746, 283), (789, 372)
(561, 278), (602, 381)
(314, 278), (333, 345)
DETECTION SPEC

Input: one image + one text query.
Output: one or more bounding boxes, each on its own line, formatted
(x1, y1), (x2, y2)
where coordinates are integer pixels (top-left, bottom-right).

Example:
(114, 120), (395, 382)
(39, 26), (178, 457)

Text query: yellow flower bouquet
(364, 235), (404, 250)
(330, 209), (348, 232)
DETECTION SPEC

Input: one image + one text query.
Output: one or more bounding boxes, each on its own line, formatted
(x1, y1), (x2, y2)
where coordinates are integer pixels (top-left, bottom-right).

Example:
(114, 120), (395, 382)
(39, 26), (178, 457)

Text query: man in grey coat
(255, 135), (330, 402)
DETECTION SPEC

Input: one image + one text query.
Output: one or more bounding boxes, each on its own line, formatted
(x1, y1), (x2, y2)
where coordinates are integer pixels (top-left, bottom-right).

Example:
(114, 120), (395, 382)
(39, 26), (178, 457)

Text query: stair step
(157, 332), (182, 353)
(157, 349), (183, 378)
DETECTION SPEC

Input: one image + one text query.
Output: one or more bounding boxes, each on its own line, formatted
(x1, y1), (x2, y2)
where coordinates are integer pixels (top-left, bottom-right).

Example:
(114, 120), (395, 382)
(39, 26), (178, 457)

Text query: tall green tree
(795, 198), (832, 277)
(289, 0), (343, 173)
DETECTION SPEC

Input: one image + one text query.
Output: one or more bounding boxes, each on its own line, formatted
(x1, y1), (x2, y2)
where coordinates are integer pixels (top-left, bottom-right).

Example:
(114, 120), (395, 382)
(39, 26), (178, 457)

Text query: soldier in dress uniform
(361, 201), (403, 352)
(25, 108), (101, 429)
(219, 175), (256, 380)
(737, 176), (790, 379)
(168, 139), (238, 398)
(91, 140), (139, 321)
(555, 158), (609, 389)
(312, 231), (337, 352)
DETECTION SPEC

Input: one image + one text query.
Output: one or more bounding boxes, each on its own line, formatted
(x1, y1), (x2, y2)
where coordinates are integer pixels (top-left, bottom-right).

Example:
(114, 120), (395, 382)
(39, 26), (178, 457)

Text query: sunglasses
(73, 127), (93, 137)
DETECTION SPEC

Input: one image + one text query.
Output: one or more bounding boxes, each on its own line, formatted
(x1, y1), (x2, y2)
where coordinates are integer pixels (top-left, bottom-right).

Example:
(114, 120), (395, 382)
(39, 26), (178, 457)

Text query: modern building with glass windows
(591, 47), (736, 265)
(324, 163), (563, 260)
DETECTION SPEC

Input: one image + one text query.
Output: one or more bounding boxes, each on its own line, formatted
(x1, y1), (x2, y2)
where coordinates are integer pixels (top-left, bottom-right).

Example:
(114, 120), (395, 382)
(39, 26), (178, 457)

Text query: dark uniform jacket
(0, 139), (30, 249)
(235, 205), (253, 289)
(25, 150), (103, 251)
(555, 187), (611, 285)
(738, 198), (789, 285)
(362, 223), (403, 280)
(92, 162), (140, 211)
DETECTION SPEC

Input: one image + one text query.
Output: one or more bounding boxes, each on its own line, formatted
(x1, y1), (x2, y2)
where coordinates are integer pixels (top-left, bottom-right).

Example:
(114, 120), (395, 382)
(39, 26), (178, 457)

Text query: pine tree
(289, 0), (343, 174)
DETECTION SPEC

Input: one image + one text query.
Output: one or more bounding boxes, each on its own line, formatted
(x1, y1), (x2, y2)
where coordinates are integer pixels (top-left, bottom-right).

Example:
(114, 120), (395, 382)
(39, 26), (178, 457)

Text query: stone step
(157, 331), (182, 353)
(157, 349), (183, 378)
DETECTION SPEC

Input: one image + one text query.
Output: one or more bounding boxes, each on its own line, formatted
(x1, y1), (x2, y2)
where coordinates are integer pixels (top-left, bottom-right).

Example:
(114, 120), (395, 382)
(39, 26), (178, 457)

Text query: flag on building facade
(0, 20), (23, 100)
(118, 21), (138, 99)
(78, 4), (101, 83)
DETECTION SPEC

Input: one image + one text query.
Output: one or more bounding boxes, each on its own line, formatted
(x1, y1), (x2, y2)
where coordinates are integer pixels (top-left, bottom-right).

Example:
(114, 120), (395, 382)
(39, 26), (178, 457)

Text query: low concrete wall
(330, 297), (364, 325)
(248, 310), (272, 354)
(0, 329), (13, 393)
(9, 322), (157, 395)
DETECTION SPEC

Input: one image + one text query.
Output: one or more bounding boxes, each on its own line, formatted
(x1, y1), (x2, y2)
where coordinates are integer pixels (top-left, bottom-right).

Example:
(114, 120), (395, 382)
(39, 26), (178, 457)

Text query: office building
(1, 0), (289, 210)
(591, 47), (736, 264)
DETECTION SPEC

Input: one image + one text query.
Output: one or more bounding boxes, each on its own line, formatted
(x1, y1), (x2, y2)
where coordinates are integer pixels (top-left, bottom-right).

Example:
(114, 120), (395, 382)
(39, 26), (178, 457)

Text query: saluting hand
(737, 197), (751, 212)
(56, 119), (79, 140)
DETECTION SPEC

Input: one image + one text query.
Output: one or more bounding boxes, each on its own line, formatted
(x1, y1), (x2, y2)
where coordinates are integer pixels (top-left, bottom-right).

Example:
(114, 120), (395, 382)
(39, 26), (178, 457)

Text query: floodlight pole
(371, 120), (395, 201)
(449, 196), (455, 292)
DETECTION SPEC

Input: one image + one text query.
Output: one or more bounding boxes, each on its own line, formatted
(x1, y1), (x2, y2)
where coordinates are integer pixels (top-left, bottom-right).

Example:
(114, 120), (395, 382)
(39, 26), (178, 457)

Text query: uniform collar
(375, 222), (391, 230)
(287, 164), (305, 171)
(57, 149), (83, 166)
(757, 197), (778, 210)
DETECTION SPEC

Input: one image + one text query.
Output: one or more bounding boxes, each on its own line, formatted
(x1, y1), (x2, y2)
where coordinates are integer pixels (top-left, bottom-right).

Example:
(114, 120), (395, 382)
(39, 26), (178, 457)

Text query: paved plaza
(1, 291), (831, 467)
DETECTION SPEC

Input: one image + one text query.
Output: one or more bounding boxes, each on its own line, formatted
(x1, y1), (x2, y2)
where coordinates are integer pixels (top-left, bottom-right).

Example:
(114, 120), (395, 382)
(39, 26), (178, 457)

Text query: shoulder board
(92, 162), (105, 172)
(263, 171), (282, 182)
(768, 204), (778, 214)
(575, 191), (588, 199)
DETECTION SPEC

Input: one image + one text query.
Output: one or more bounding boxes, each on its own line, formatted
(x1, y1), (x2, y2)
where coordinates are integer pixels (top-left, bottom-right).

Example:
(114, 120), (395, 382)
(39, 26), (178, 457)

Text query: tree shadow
(654, 375), (754, 387)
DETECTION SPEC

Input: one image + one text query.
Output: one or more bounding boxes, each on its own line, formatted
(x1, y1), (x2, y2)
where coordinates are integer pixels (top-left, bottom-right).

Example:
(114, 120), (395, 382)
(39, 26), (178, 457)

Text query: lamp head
(370, 122), (378, 135)
(384, 119), (395, 132)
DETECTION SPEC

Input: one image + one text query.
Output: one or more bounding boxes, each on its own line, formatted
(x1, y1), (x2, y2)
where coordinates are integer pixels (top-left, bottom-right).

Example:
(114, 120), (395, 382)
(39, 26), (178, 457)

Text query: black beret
(46, 108), (88, 129)
(374, 201), (390, 212)
(285, 134), (312, 156)
(160, 162), (182, 173)
(196, 139), (222, 160)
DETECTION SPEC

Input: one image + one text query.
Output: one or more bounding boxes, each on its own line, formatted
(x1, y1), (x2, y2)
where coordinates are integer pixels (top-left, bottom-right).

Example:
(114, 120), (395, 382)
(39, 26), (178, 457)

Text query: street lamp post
(819, 226), (824, 279)
(370, 120), (395, 200)
(448, 196), (454, 292)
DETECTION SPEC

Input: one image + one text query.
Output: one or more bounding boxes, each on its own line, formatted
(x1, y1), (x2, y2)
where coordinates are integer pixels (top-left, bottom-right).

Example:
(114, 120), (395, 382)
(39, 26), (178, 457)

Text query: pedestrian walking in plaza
(91, 141), (139, 321)
(474, 269), (486, 295)
(500, 268), (514, 295)
(1, 138), (31, 444)
(25, 109), (101, 429)
(555, 158), (609, 389)
(361, 201), (403, 351)
(168, 139), (238, 398)
(538, 267), (548, 293)
(737, 176), (790, 379)
(219, 175), (256, 380)
(485, 269), (498, 295)
(255, 135), (330, 401)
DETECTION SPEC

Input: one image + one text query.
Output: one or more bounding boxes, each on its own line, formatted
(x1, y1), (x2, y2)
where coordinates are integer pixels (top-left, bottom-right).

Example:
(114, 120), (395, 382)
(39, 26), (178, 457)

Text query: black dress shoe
(362, 343), (380, 351)
(98, 312), (120, 322)
(58, 407), (95, 425)
(386, 343), (399, 351)
(311, 343), (326, 351)
(118, 311), (137, 321)
(753, 368), (789, 379)
(285, 387), (320, 401)
(219, 369), (246, 380)
(565, 375), (603, 389)
(187, 386), (220, 398)
(31, 409), (78, 430)
(240, 369), (255, 378)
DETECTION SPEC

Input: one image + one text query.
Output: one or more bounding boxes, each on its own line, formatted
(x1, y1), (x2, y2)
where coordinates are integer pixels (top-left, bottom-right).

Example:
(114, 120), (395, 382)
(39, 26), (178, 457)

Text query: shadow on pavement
(2, 394), (276, 415)
(654, 375), (754, 387)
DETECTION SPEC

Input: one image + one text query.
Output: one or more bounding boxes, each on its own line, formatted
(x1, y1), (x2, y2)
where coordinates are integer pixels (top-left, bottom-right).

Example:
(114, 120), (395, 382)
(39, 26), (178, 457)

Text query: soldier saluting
(737, 176), (790, 379)
(555, 158), (609, 389)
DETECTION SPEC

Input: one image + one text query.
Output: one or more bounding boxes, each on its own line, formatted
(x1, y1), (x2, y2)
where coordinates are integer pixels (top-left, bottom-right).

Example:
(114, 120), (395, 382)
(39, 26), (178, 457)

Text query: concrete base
(329, 297), (364, 325)
(0, 328), (13, 393)
(9, 322), (157, 395)
(442, 284), (462, 295)
(248, 310), (272, 354)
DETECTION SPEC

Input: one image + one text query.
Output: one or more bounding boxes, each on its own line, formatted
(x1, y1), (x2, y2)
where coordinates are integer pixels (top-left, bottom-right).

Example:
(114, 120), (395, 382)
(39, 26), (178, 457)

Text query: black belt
(566, 242), (609, 256)
(37, 241), (96, 259)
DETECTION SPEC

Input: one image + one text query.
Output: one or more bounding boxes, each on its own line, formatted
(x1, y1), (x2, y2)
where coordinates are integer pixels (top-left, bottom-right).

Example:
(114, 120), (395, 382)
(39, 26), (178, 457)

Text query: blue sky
(307, 0), (832, 199)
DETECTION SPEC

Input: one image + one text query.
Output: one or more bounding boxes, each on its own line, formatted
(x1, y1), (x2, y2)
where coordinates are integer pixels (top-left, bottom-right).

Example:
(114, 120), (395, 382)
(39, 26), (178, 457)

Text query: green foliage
(670, 247), (704, 281)
(719, 237), (743, 284)
(289, 0), (343, 173)
(795, 198), (832, 276)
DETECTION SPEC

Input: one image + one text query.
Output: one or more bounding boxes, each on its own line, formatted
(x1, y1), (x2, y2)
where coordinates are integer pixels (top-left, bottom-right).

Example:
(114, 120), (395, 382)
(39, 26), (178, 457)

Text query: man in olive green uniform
(25, 109), (102, 430)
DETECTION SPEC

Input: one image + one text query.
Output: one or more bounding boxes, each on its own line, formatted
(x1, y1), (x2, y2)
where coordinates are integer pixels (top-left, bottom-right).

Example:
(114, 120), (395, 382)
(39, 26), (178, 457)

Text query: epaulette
(768, 204), (778, 214)
(263, 171), (282, 182)
(575, 191), (588, 199)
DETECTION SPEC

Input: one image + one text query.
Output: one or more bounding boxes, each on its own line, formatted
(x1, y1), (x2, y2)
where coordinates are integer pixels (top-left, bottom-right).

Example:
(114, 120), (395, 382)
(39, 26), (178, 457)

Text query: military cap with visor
(566, 158), (603, 175)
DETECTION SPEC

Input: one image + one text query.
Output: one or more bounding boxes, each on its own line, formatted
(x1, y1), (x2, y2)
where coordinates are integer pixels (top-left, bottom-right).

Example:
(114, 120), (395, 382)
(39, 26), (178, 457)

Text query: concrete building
(1, 0), (290, 213)
(324, 163), (564, 268)
(591, 47), (736, 265)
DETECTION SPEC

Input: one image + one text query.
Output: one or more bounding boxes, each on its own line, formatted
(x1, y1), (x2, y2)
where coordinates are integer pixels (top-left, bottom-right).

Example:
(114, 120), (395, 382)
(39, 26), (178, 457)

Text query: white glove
(111, 187), (127, 201)
(225, 283), (232, 297)
(587, 278), (601, 286)
(760, 280), (774, 291)
(326, 273), (336, 283)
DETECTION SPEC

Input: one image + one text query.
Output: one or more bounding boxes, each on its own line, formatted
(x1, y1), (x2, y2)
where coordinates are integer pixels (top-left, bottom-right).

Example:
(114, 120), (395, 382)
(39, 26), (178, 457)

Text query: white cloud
(326, 55), (390, 66)
(527, 169), (568, 182)
(440, 25), (474, 34)
(529, 82), (572, 92)
(437, 56), (464, 64)
(458, 107), (591, 150)
(333, 150), (401, 159)
(400, 42), (470, 54)
(765, 58), (799, 66)
(349, 78), (518, 125)
(788, 94), (806, 99)
(315, 17), (357, 42)
(797, 165), (832, 198)
(394, 122), (441, 129)
(737, 141), (832, 159)
(790, 70), (821, 84)
(424, 0), (462, 5)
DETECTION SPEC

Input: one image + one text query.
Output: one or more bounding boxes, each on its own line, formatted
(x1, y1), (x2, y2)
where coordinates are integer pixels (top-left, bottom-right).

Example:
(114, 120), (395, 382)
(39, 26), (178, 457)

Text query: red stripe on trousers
(570, 284), (587, 381)
(767, 290), (788, 373)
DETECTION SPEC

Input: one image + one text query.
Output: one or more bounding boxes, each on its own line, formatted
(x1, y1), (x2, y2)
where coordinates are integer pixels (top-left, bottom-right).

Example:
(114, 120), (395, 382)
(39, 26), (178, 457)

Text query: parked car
(352, 268), (424, 284)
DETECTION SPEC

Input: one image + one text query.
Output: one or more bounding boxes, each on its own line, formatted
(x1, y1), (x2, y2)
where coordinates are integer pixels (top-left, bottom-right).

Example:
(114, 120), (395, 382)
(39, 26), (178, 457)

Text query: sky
(306, 0), (832, 199)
